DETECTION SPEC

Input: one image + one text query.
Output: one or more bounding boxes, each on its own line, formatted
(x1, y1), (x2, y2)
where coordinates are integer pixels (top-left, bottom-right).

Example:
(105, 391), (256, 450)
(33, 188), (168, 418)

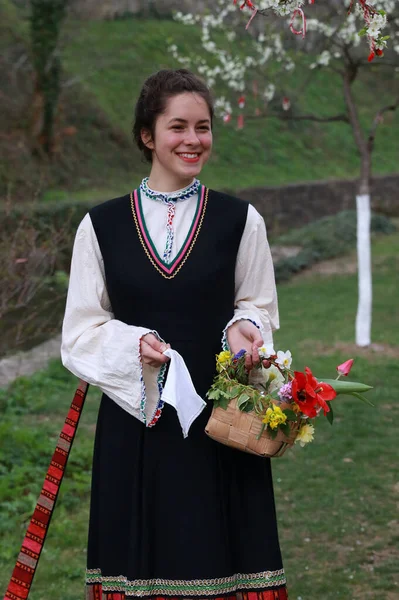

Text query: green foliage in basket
(206, 349), (373, 447)
(206, 349), (300, 441)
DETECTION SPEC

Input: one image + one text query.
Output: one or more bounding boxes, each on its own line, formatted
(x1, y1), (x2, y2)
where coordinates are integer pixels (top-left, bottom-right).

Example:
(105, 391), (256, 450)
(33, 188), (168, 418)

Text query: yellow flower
(262, 404), (287, 430)
(216, 350), (233, 371)
(217, 350), (232, 364)
(295, 423), (315, 447)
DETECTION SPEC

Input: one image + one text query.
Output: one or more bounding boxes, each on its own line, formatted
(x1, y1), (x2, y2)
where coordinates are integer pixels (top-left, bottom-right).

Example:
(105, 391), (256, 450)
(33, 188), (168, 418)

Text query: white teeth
(179, 153), (199, 158)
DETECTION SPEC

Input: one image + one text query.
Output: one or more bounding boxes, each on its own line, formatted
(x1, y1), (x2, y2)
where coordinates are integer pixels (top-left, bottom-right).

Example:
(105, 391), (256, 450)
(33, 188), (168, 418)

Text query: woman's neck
(147, 172), (195, 194)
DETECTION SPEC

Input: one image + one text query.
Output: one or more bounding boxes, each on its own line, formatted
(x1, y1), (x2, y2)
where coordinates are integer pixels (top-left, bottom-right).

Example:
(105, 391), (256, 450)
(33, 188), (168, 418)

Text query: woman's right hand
(141, 333), (171, 368)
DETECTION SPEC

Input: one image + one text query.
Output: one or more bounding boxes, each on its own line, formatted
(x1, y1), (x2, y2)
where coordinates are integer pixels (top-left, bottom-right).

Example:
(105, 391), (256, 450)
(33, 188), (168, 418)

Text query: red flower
(337, 358), (354, 377)
(292, 367), (336, 418)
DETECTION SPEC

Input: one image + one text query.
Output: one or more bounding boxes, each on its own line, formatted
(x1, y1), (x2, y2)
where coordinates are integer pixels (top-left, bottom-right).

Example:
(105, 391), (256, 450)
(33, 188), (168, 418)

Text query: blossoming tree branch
(169, 0), (399, 347)
(233, 0), (393, 61)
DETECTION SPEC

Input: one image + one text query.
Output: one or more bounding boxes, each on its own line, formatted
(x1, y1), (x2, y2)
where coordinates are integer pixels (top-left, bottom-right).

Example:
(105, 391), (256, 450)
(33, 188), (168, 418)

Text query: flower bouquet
(205, 347), (373, 458)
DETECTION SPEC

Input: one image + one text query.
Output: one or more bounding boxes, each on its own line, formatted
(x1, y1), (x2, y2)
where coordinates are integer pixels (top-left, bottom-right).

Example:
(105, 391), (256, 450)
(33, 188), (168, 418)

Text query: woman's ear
(141, 128), (154, 150)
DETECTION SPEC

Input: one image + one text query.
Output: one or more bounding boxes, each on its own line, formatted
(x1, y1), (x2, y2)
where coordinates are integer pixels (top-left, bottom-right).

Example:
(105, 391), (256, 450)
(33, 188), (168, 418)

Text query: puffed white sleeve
(222, 204), (279, 349)
(61, 213), (166, 426)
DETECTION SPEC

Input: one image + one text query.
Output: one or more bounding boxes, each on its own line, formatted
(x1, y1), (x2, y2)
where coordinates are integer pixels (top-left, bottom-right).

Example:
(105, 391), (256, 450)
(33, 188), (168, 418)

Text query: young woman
(61, 69), (287, 600)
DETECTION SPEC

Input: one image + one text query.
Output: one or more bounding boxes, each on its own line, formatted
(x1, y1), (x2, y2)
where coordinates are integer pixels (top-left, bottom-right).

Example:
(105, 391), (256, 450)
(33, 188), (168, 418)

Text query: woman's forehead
(162, 92), (211, 120)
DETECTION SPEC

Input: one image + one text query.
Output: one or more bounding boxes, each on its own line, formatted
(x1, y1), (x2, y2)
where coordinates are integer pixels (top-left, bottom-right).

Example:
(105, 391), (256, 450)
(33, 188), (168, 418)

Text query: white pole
(355, 194), (372, 347)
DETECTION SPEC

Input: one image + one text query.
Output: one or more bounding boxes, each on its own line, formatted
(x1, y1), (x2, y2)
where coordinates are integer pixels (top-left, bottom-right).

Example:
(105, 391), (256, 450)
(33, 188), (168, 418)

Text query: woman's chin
(180, 162), (203, 177)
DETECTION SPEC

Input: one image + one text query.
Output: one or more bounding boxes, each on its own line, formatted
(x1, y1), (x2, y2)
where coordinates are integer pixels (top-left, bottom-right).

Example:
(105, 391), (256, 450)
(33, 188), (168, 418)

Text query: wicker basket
(205, 397), (301, 458)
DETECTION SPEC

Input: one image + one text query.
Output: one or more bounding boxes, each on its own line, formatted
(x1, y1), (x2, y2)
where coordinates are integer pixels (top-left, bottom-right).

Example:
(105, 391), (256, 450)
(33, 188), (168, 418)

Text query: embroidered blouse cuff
(221, 314), (264, 351)
(138, 330), (168, 427)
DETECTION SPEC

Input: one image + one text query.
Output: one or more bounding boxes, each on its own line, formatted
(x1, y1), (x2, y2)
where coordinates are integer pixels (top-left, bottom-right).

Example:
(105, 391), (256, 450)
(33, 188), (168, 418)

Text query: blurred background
(0, 1), (398, 599)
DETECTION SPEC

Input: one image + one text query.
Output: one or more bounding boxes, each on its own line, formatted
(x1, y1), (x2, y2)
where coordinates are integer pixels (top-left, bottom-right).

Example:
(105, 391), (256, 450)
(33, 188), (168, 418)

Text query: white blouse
(61, 186), (279, 424)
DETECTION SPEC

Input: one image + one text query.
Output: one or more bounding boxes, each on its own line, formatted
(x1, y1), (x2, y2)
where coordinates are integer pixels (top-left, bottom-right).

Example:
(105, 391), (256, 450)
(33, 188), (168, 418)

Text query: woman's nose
(184, 129), (200, 145)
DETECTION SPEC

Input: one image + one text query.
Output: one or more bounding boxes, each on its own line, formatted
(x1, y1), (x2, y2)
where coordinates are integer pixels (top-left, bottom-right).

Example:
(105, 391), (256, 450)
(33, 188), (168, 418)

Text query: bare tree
(29, 0), (68, 156)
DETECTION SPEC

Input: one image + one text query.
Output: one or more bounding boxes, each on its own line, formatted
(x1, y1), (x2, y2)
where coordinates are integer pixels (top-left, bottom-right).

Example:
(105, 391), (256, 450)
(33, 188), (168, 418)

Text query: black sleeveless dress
(85, 187), (288, 600)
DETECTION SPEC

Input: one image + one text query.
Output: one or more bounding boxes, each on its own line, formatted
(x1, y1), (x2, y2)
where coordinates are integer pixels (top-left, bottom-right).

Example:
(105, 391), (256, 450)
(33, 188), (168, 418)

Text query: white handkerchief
(161, 348), (206, 438)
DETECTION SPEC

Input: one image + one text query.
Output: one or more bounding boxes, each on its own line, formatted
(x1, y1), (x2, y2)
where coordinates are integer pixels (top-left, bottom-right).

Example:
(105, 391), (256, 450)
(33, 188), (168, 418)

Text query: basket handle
(3, 380), (90, 600)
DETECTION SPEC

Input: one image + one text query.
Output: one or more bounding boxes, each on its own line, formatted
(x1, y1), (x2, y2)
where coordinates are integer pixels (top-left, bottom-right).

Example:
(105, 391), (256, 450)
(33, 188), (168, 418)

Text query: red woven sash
(3, 380), (89, 600)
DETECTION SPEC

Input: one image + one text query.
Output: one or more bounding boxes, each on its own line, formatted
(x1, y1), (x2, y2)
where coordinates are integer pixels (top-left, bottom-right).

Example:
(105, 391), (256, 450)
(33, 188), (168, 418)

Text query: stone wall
(236, 174), (399, 236)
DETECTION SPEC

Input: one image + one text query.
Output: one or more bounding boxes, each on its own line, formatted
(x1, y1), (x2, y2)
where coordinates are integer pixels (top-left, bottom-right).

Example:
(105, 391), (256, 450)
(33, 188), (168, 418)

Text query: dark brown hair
(132, 69), (214, 163)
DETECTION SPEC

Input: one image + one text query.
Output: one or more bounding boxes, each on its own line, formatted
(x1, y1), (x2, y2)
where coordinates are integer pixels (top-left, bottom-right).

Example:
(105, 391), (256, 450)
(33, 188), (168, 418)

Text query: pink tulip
(337, 359), (354, 377)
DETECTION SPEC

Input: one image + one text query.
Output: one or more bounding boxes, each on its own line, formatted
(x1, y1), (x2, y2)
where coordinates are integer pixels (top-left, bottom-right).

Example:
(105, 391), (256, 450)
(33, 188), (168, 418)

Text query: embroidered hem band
(86, 569), (287, 597)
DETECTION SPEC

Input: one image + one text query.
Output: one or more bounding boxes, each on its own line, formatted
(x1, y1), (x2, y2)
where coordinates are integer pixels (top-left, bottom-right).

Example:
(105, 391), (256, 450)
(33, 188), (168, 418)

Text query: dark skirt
(85, 394), (287, 599)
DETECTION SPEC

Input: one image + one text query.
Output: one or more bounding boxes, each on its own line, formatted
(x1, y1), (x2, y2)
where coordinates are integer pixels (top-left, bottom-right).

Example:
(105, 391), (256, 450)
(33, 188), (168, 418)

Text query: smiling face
(141, 92), (213, 191)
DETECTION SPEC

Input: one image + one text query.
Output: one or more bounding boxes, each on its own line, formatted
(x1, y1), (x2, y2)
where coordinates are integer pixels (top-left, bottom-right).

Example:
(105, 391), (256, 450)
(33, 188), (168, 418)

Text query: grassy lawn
(1, 232), (398, 599)
(272, 232), (399, 599)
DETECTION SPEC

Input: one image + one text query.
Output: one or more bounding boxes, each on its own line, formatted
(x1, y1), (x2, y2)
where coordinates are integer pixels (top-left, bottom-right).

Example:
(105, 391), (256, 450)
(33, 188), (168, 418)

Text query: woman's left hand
(226, 320), (263, 371)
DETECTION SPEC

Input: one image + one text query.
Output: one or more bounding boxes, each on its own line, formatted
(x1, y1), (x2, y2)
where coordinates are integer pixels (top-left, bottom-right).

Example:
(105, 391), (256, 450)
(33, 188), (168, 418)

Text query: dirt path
(0, 335), (61, 388)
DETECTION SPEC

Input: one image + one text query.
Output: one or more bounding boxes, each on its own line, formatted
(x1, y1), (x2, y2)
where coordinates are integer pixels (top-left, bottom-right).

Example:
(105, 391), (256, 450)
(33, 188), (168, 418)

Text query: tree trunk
(30, 0), (66, 156)
(355, 134), (372, 347)
(343, 70), (372, 347)
(355, 190), (372, 347)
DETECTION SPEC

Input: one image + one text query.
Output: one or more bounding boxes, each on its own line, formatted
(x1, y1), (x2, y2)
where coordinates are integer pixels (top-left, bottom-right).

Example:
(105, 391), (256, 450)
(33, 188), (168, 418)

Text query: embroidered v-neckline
(131, 186), (207, 279)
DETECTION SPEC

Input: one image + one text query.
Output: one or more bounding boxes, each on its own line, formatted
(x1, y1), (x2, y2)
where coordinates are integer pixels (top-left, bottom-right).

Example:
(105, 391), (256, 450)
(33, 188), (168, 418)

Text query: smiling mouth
(176, 153), (201, 162)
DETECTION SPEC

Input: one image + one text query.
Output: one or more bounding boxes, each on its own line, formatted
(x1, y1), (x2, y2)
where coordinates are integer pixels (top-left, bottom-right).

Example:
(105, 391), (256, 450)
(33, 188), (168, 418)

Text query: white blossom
(214, 97), (232, 117)
(264, 83), (275, 101)
(367, 12), (387, 38)
(317, 50), (331, 67)
(258, 344), (275, 358)
(263, 364), (285, 393)
(275, 350), (292, 370)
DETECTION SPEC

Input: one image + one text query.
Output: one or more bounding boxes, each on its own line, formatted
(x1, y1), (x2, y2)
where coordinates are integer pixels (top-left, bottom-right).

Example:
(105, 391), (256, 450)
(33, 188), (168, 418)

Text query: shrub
(273, 210), (396, 282)
(0, 203), (86, 357)
(1, 200), (92, 240)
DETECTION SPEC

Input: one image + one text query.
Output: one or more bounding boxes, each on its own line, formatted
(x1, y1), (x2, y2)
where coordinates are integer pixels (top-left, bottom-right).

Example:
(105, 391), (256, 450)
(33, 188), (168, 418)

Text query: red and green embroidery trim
(134, 185), (205, 276)
(138, 330), (168, 427)
(4, 380), (90, 600)
(139, 177), (201, 264)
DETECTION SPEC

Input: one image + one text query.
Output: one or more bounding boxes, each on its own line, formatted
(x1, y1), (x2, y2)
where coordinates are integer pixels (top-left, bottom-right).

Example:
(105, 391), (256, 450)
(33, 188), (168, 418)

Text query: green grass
(1, 233), (398, 599)
(0, 361), (101, 599)
(60, 17), (399, 192)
